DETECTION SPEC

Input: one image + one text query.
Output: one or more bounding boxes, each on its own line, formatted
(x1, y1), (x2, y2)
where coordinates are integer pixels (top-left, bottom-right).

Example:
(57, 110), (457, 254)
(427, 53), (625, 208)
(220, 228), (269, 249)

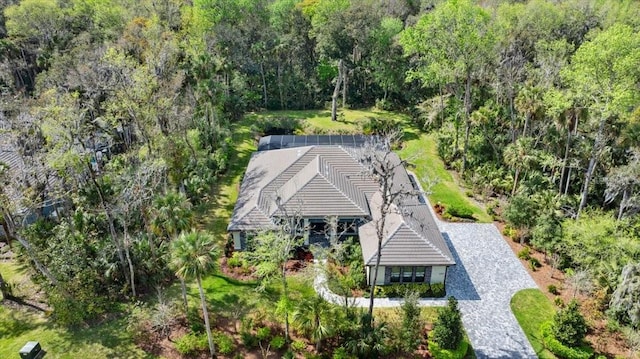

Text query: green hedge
(373, 283), (446, 298)
(540, 321), (592, 359)
(428, 337), (469, 359)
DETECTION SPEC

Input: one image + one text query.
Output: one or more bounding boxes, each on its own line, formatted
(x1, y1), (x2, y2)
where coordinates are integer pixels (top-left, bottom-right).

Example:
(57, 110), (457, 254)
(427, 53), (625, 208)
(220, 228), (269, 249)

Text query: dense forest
(1, 0), (639, 357)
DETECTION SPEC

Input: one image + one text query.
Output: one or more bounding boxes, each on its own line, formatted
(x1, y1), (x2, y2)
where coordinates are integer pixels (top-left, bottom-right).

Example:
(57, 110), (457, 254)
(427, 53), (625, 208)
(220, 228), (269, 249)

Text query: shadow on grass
(47, 315), (154, 359)
(0, 309), (39, 340)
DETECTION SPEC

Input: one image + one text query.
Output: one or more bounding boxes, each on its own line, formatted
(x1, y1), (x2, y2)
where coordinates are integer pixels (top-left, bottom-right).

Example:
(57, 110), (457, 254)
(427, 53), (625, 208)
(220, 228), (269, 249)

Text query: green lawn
(0, 307), (153, 359)
(511, 289), (557, 359)
(399, 132), (492, 222)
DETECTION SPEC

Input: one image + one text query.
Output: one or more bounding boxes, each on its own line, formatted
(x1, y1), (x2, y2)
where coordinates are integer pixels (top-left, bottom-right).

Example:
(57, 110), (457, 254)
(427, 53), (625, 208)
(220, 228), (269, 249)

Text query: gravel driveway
(440, 222), (538, 358)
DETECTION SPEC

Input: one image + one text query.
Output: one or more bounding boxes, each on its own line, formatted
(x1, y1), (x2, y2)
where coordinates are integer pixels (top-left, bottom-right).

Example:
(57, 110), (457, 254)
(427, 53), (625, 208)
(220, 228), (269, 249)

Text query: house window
(402, 267), (413, 283)
(415, 267), (425, 282)
(390, 267), (401, 283)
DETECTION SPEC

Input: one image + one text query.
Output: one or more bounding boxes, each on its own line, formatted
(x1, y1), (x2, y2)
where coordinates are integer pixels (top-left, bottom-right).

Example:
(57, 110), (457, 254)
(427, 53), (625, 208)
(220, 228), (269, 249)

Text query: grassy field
(511, 289), (557, 359)
(0, 261), (152, 359)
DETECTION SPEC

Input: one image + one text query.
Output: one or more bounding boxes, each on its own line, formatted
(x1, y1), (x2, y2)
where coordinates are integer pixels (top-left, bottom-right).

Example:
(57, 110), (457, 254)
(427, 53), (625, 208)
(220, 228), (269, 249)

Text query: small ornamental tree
(400, 291), (423, 353)
(552, 299), (588, 348)
(431, 296), (463, 350)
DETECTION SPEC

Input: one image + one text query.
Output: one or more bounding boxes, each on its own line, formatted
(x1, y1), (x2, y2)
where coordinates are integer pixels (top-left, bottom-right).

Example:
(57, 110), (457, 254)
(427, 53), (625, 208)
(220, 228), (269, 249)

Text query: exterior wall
(366, 265), (387, 285)
(231, 232), (242, 250)
(430, 266), (447, 284)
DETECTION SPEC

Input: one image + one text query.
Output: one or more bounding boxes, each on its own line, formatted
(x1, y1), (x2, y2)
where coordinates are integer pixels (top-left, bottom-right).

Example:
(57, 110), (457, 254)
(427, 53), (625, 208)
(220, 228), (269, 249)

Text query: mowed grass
(511, 289), (557, 359)
(0, 307), (152, 359)
(399, 132), (492, 222)
(0, 261), (151, 359)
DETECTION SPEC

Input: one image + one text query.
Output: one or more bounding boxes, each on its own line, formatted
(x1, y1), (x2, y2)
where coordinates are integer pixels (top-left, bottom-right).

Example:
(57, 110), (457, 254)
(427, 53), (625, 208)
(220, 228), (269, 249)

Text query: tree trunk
(260, 62), (268, 108)
(331, 59), (344, 122)
(282, 264), (290, 342)
(522, 113), (530, 138)
(577, 119), (606, 219)
(461, 71), (472, 174)
(559, 124), (572, 193)
(198, 276), (216, 358)
(0, 271), (11, 300)
(181, 278), (188, 313)
(368, 198), (390, 324)
(277, 63), (284, 110)
(509, 94), (516, 143)
(618, 188), (628, 220)
(123, 218), (136, 298)
(439, 85), (445, 128)
(511, 168), (520, 196)
(89, 166), (129, 283)
(342, 66), (348, 108)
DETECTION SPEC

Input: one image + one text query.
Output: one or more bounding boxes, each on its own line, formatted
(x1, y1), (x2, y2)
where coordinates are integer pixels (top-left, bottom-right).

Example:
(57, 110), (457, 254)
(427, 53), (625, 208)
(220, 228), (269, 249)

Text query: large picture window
(390, 267), (401, 283)
(402, 267), (413, 282)
(415, 267), (425, 282)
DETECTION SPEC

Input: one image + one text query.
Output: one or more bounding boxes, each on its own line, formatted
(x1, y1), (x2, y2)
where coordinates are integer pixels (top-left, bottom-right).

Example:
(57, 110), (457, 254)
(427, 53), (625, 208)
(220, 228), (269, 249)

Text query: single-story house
(227, 135), (455, 286)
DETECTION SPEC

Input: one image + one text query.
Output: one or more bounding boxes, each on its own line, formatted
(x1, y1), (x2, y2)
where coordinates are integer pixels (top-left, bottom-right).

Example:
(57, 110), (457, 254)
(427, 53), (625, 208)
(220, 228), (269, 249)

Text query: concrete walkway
(314, 220), (539, 358)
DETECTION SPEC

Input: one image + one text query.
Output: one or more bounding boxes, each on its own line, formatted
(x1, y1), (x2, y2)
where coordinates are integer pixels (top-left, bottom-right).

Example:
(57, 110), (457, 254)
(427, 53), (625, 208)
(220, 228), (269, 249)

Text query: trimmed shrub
(270, 335), (286, 350)
(428, 338), (469, 359)
(431, 283), (446, 298)
(444, 205), (475, 220)
(552, 300), (588, 347)
(213, 331), (235, 355)
(529, 257), (541, 269)
(227, 252), (244, 268)
(548, 285), (559, 295)
(175, 332), (208, 356)
(540, 321), (592, 359)
(291, 340), (306, 352)
(256, 326), (271, 341)
(362, 117), (399, 135)
(517, 247), (531, 260)
(240, 331), (258, 349)
(431, 297), (463, 350)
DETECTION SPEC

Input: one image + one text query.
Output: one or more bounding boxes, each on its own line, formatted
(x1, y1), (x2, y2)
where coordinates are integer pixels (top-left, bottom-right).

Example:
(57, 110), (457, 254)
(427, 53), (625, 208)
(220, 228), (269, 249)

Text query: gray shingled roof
(228, 141), (455, 268)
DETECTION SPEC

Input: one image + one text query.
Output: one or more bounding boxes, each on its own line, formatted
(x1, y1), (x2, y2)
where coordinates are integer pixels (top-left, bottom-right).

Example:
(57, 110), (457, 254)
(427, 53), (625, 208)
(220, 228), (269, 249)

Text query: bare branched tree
(354, 131), (421, 324)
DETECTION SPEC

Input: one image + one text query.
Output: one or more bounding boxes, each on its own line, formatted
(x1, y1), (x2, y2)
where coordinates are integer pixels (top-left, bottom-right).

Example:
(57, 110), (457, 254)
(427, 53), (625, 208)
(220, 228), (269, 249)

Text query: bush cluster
(175, 332), (208, 356)
(443, 205), (475, 220)
(431, 297), (464, 350)
(362, 116), (400, 135)
(552, 300), (588, 347)
(540, 321), (592, 359)
(373, 283), (446, 298)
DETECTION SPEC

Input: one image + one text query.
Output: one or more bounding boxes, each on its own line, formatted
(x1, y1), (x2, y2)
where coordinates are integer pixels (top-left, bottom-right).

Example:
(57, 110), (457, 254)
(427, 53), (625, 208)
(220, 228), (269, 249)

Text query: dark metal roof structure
(258, 135), (371, 151)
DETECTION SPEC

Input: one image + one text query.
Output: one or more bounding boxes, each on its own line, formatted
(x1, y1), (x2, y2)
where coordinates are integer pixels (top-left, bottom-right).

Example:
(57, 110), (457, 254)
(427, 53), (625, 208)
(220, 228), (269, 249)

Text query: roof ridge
(256, 146), (313, 213)
(402, 215), (454, 263)
(317, 157), (369, 215)
(273, 155), (321, 212)
(366, 218), (400, 265)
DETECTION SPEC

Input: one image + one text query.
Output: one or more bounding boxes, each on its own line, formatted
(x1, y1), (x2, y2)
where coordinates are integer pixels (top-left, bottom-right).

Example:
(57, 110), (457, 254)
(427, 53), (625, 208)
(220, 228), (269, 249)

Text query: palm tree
(151, 191), (193, 310)
(503, 137), (536, 195)
(292, 295), (333, 351)
(170, 230), (219, 358)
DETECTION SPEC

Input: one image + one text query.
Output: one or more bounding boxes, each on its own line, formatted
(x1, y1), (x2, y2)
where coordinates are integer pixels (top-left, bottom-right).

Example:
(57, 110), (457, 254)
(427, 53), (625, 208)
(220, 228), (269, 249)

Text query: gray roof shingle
(228, 139), (455, 267)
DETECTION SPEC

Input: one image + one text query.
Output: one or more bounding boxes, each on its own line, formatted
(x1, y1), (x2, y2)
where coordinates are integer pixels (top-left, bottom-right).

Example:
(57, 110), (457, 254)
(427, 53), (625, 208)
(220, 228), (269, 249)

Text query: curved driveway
(315, 221), (539, 358)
